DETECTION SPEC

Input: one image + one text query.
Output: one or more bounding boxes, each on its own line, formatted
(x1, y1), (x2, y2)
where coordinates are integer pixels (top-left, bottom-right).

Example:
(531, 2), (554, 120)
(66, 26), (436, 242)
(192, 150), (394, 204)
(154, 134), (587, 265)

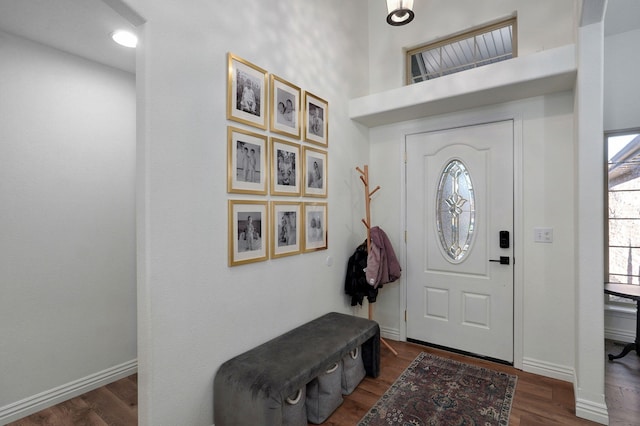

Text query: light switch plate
(534, 227), (553, 243)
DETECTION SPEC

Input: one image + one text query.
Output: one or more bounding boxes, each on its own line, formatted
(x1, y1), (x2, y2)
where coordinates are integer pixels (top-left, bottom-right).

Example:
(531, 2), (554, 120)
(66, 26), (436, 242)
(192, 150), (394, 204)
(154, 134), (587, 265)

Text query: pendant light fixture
(386, 0), (414, 26)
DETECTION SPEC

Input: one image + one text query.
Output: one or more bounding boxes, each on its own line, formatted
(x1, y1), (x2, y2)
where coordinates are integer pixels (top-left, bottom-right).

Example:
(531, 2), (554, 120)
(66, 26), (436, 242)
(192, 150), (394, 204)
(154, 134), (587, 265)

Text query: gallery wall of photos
(226, 52), (329, 266)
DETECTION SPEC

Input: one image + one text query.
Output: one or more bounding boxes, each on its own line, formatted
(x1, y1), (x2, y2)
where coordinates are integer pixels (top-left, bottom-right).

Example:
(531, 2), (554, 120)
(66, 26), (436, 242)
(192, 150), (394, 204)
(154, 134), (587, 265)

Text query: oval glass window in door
(436, 159), (475, 262)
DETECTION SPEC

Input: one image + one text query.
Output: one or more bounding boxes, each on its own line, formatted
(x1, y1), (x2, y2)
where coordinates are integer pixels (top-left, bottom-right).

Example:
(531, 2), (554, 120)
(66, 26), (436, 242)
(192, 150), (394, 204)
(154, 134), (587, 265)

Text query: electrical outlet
(534, 227), (553, 243)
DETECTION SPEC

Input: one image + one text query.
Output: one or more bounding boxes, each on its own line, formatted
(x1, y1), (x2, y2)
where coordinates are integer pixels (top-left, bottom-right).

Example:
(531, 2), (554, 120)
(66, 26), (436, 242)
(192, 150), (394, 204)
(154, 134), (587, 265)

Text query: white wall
(130, 0), (370, 424)
(604, 27), (640, 131)
(364, 1), (609, 422)
(368, 0), (577, 93)
(365, 0), (579, 367)
(0, 30), (136, 418)
(368, 93), (577, 372)
(1, 1), (621, 424)
(574, 16), (607, 422)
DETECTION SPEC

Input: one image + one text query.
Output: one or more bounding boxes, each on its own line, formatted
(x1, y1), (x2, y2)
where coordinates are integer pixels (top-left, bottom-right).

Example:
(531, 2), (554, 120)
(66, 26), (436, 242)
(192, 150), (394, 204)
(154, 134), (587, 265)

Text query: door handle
(489, 256), (510, 265)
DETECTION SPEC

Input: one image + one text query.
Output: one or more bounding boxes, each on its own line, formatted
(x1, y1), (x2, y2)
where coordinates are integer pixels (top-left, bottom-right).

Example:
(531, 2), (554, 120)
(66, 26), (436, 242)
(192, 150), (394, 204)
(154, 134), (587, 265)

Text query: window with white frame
(606, 131), (640, 304)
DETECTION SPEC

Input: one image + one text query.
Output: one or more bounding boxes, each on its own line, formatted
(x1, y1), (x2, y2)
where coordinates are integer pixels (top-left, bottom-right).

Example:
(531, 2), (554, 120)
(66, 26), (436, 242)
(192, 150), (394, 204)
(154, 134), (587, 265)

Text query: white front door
(406, 120), (514, 363)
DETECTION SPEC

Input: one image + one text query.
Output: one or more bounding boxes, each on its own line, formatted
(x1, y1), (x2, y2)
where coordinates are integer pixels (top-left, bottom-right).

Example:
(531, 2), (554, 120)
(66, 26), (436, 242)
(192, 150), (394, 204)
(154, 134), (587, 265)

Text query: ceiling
(604, 0), (640, 36)
(0, 0), (637, 76)
(0, 0), (137, 73)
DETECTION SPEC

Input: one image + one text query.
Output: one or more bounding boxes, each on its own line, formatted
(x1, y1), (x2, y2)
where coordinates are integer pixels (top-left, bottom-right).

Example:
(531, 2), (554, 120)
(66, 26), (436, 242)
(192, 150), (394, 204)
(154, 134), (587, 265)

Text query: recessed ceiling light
(111, 30), (138, 48)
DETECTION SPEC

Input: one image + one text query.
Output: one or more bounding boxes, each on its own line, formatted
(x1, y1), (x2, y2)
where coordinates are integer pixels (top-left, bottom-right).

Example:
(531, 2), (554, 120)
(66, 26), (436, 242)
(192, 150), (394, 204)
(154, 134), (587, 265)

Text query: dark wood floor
(7, 375), (137, 426)
(603, 339), (640, 426)
(324, 342), (594, 426)
(8, 340), (639, 425)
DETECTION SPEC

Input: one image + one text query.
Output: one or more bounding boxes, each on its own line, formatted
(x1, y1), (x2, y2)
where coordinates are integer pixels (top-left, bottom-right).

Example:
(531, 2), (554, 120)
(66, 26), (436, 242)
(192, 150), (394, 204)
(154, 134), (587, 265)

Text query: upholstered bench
(214, 312), (380, 425)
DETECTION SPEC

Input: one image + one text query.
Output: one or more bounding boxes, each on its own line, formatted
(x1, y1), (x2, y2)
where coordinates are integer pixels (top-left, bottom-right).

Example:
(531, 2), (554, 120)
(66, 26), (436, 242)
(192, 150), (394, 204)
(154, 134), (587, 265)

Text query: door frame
(398, 106), (524, 369)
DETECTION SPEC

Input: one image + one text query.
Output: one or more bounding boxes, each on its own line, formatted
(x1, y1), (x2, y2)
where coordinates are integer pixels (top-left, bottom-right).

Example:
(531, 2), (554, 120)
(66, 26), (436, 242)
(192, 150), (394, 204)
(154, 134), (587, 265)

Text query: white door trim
(398, 105), (524, 369)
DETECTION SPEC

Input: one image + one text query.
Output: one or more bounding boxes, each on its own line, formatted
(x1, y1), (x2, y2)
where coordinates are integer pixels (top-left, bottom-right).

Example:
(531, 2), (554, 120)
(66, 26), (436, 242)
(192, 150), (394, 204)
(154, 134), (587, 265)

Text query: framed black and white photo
(270, 75), (301, 139)
(303, 202), (327, 252)
(303, 91), (328, 146)
(271, 201), (302, 258)
(227, 52), (268, 130)
(227, 126), (268, 195)
(303, 146), (327, 198)
(228, 200), (268, 266)
(270, 137), (300, 196)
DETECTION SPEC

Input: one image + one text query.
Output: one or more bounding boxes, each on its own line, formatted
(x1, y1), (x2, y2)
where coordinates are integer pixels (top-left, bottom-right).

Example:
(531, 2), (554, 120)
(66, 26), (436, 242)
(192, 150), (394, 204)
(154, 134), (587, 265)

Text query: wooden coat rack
(356, 165), (398, 356)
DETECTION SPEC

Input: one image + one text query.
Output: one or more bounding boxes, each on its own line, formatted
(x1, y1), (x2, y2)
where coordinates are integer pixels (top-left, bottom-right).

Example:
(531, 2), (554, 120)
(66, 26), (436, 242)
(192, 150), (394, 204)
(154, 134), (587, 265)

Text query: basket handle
(325, 363), (339, 374)
(285, 389), (303, 405)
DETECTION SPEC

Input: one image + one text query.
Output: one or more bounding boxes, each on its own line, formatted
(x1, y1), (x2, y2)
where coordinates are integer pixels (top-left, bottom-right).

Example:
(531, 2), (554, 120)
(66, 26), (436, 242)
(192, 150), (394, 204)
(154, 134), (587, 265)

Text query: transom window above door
(406, 17), (517, 85)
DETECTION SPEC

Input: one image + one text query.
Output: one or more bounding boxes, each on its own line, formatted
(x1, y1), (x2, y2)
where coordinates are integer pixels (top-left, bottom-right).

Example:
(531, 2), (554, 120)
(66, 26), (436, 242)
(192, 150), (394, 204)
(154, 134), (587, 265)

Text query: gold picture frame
(227, 126), (268, 195)
(270, 137), (301, 196)
(227, 52), (268, 130)
(271, 201), (302, 258)
(270, 75), (301, 139)
(303, 146), (327, 198)
(303, 202), (328, 252)
(228, 200), (269, 266)
(303, 91), (328, 146)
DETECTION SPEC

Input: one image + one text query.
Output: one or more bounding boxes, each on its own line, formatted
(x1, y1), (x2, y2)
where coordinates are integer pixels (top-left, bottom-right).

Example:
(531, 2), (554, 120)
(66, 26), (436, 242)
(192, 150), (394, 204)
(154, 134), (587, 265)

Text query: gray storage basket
(282, 386), (307, 426)
(341, 346), (366, 395)
(305, 362), (344, 424)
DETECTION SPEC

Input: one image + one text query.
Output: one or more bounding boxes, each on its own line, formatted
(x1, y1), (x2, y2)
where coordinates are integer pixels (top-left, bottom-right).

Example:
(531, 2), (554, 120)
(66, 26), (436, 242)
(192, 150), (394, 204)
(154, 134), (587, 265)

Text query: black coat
(344, 241), (380, 306)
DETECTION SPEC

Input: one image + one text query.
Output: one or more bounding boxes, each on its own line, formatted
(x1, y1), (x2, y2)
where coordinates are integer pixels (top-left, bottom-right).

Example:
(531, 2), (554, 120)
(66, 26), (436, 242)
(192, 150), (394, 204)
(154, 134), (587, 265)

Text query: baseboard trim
(522, 357), (574, 382)
(575, 397), (609, 425)
(0, 359), (137, 424)
(604, 327), (635, 343)
(380, 326), (400, 341)
(604, 307), (635, 343)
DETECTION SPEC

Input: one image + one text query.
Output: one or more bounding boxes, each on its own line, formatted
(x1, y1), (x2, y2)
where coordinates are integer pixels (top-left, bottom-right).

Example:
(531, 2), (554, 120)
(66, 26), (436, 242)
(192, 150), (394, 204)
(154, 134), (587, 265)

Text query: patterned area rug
(358, 352), (517, 426)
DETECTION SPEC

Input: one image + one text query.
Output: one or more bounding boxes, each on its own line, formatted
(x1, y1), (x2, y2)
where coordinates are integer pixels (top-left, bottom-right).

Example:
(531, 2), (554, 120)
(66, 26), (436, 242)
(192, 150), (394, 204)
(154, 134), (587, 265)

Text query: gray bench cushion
(214, 312), (380, 425)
